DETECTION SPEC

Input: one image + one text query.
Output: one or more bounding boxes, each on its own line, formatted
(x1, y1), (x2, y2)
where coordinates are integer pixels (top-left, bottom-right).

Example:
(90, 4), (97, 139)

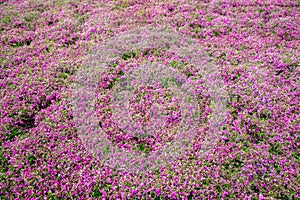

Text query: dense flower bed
(0, 0), (299, 199)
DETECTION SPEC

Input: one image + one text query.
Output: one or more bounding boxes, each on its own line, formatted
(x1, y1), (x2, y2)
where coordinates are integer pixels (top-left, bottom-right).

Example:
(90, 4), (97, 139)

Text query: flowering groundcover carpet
(0, 0), (299, 199)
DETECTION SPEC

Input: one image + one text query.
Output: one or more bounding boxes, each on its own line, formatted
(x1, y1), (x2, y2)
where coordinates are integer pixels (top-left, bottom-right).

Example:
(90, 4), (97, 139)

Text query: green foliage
(23, 12), (38, 22)
(241, 145), (249, 153)
(160, 76), (179, 88)
(64, 37), (78, 47)
(113, 0), (131, 11)
(203, 178), (210, 186)
(27, 155), (36, 166)
(118, 70), (124, 76)
(269, 143), (283, 155)
(291, 151), (299, 161)
(137, 143), (150, 153)
(251, 130), (266, 143)
(91, 182), (112, 197)
(121, 51), (139, 60)
(274, 163), (281, 174)
(150, 192), (164, 200)
(258, 8), (264, 13)
(184, 71), (192, 78)
(216, 185), (222, 193)
(207, 15), (214, 21)
(249, 183), (259, 193)
(47, 192), (58, 200)
(2, 15), (11, 24)
(0, 147), (9, 174)
(91, 184), (102, 198)
(73, 13), (89, 23)
(228, 93), (241, 103)
(189, 23), (202, 38)
(107, 82), (114, 89)
(189, 155), (195, 160)
(224, 156), (244, 171)
(10, 40), (32, 48)
(168, 60), (186, 70)
(58, 72), (69, 80)
(226, 27), (232, 34)
(213, 30), (220, 36)
(5, 126), (27, 142)
(154, 195), (162, 200)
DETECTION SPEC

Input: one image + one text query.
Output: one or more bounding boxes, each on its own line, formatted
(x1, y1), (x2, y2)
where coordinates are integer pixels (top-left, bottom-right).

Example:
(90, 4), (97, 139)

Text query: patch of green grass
(155, 169), (160, 175)
(270, 29), (276, 35)
(283, 54), (293, 64)
(150, 192), (163, 200)
(53, 0), (64, 6)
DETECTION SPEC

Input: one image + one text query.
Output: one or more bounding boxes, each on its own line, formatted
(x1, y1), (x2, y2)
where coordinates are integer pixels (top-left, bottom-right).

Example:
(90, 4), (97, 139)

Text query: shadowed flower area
(0, 0), (299, 199)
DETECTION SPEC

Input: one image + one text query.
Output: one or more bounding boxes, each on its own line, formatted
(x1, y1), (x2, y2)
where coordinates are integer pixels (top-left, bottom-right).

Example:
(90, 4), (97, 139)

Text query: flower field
(0, 0), (299, 199)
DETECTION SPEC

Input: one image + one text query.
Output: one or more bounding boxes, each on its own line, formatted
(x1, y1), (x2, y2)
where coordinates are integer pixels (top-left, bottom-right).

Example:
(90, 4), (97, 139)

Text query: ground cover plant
(0, 0), (299, 199)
